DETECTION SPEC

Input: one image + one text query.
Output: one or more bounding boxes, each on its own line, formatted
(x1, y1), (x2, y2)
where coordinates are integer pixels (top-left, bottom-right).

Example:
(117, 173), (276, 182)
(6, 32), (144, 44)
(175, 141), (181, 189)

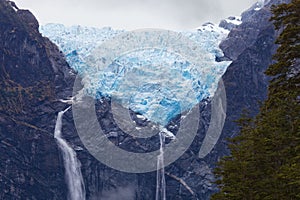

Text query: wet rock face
(220, 11), (273, 61)
(204, 0), (290, 180)
(0, 0), (290, 199)
(70, 1), (281, 198)
(0, 0), (73, 199)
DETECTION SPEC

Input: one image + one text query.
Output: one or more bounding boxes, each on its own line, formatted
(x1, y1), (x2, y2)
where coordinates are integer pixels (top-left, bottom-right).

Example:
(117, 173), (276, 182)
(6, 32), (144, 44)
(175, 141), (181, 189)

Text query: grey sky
(13, 0), (257, 30)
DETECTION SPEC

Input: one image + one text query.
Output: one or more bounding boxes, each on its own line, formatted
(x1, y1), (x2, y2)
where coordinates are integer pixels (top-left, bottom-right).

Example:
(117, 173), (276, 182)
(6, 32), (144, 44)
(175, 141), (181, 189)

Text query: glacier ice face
(40, 24), (231, 126)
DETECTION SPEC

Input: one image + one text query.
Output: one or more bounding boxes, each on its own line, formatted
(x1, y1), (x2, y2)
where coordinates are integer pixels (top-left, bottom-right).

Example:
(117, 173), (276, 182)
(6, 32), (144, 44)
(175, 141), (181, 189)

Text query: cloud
(13, 0), (257, 30)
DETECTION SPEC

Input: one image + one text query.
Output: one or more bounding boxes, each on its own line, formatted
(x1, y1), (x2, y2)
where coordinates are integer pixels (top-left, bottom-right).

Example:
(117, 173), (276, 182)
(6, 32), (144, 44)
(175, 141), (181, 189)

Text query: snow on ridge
(196, 22), (230, 35)
(225, 16), (242, 25)
(253, 0), (270, 11)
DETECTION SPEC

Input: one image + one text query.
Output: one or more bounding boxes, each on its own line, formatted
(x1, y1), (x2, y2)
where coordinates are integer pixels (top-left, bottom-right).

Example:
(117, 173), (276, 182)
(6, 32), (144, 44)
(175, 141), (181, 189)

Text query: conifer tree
(212, 0), (300, 199)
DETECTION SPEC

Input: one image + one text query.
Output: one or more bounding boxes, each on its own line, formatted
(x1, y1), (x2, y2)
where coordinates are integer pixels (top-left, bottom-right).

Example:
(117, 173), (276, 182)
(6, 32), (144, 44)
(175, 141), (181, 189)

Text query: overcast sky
(13, 0), (258, 30)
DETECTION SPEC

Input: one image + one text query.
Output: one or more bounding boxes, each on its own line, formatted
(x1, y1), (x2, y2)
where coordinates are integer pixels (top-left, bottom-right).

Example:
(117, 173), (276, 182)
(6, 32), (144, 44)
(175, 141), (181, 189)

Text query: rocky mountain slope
(0, 0), (74, 199)
(0, 0), (288, 199)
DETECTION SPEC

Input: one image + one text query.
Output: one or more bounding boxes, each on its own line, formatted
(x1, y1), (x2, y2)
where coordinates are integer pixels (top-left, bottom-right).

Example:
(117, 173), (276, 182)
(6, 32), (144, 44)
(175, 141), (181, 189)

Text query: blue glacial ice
(40, 24), (231, 126)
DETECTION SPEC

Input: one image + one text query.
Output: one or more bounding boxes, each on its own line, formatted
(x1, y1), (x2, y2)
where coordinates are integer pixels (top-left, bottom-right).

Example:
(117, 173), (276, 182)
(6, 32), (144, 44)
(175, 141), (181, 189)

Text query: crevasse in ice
(40, 24), (231, 126)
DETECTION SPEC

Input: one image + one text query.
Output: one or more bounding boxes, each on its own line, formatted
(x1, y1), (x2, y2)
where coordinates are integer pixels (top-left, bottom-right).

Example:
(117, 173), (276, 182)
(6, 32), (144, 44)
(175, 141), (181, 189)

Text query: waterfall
(155, 132), (166, 200)
(54, 106), (86, 200)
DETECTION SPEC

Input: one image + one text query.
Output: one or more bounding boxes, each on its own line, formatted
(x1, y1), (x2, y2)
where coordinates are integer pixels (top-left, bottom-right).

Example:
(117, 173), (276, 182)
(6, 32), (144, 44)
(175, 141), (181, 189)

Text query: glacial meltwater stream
(43, 23), (232, 200)
(54, 106), (86, 200)
(156, 132), (166, 200)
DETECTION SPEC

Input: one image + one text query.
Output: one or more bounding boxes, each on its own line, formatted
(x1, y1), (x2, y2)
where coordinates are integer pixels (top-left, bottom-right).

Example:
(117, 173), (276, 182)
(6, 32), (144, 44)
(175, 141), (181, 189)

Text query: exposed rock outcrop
(0, 0), (74, 199)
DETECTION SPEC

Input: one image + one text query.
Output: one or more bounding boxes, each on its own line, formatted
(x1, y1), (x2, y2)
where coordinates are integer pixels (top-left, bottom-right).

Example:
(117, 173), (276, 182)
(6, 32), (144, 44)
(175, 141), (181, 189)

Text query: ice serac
(54, 107), (86, 200)
(40, 23), (231, 126)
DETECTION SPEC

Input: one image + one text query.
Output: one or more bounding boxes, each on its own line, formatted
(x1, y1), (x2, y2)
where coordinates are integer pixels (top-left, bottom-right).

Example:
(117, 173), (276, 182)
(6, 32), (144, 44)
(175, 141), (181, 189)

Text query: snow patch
(225, 16), (242, 25)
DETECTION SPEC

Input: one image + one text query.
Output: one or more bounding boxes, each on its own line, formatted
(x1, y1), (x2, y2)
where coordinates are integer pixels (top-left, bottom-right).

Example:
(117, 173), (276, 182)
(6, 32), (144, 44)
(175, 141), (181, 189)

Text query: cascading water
(54, 106), (86, 200)
(42, 22), (232, 199)
(156, 132), (166, 200)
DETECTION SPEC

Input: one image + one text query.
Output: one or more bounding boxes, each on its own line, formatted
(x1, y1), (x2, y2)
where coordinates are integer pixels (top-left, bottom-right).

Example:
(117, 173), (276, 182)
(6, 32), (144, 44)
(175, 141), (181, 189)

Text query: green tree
(212, 0), (300, 199)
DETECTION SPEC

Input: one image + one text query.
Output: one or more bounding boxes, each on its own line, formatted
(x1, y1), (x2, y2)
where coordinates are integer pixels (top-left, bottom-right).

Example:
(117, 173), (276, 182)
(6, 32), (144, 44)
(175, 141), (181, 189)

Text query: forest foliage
(212, 0), (300, 199)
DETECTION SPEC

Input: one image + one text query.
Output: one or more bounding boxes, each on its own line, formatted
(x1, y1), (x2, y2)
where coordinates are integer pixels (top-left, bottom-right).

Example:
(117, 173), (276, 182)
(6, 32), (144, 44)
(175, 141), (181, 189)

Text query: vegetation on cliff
(212, 0), (300, 199)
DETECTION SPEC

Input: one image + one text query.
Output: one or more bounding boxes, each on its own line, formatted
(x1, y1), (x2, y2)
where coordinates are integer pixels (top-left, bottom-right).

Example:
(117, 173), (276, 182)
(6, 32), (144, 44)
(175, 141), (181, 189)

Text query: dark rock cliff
(211, 0), (289, 162)
(0, 0), (74, 199)
(0, 0), (289, 199)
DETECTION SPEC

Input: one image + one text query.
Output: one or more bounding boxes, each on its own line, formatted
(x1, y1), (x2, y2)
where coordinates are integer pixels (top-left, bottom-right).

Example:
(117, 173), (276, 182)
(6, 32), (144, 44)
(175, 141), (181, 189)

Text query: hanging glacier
(40, 24), (232, 126)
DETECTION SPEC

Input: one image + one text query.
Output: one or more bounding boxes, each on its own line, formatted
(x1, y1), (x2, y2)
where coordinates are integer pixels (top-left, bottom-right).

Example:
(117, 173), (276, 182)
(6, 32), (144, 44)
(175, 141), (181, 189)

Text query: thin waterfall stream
(156, 132), (166, 200)
(54, 106), (86, 200)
